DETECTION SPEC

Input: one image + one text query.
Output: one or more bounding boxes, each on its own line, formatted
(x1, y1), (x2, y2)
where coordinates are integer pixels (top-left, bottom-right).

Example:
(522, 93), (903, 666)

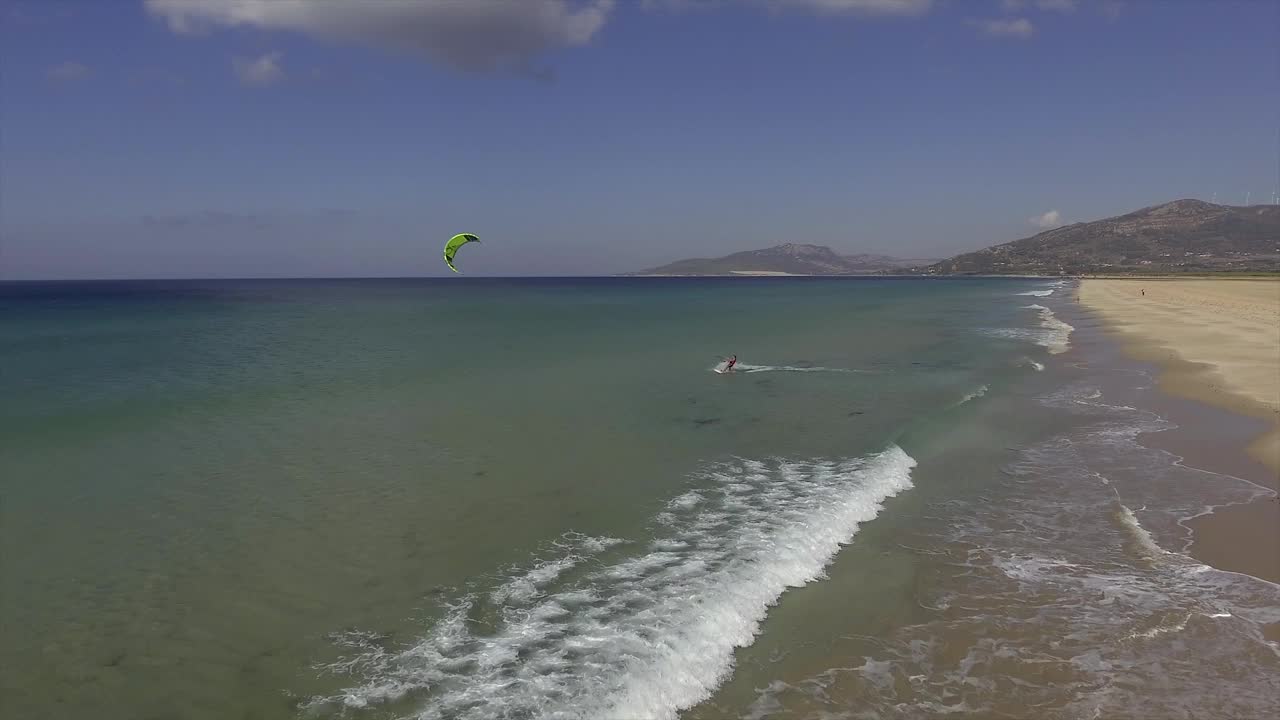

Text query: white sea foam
(1021, 304), (1074, 354)
(1021, 357), (1046, 371)
(742, 380), (1280, 719)
(956, 385), (988, 406)
(982, 303), (1074, 356)
(1017, 289), (1055, 297)
(668, 491), (703, 509)
(716, 363), (869, 375)
(1115, 503), (1168, 560)
(1124, 613), (1192, 640)
(952, 384), (988, 407)
(489, 534), (624, 605)
(983, 327), (1063, 354)
(309, 446), (916, 720)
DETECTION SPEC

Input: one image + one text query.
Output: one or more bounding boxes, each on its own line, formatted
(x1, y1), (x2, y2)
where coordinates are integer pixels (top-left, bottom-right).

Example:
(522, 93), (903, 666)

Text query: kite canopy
(443, 233), (480, 273)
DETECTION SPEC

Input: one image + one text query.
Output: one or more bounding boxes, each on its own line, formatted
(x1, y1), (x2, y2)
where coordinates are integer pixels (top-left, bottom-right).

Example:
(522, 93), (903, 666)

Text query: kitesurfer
(725, 355), (737, 372)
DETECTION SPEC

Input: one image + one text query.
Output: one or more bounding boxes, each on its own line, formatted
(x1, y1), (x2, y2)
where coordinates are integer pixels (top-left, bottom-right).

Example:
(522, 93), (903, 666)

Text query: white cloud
(1101, 1), (1125, 20)
(1030, 210), (1062, 229)
(233, 52), (284, 86)
(640, 0), (722, 9)
(1036, 0), (1076, 12)
(146, 0), (615, 73)
(972, 17), (1034, 38)
(1003, 0), (1075, 12)
(46, 61), (90, 82)
(644, 0), (932, 13)
(774, 0), (933, 14)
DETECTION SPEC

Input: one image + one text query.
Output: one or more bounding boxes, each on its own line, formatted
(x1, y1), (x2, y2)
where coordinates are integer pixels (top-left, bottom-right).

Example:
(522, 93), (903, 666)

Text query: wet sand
(1079, 278), (1280, 583)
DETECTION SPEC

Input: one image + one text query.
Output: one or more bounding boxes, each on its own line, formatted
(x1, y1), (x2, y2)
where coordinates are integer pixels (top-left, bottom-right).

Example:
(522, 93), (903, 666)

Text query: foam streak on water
(308, 446), (916, 720)
(711, 363), (870, 375)
(956, 385), (988, 406)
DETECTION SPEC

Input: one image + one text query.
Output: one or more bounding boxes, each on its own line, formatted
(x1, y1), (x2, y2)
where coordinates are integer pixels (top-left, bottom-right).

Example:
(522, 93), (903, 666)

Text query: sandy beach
(1079, 278), (1280, 582)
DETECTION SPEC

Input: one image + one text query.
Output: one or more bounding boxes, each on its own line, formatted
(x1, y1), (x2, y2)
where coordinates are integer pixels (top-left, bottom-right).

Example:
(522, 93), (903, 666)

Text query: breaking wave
(306, 447), (916, 720)
(981, 303), (1074, 355)
(1022, 304), (1074, 354)
(1114, 500), (1169, 561)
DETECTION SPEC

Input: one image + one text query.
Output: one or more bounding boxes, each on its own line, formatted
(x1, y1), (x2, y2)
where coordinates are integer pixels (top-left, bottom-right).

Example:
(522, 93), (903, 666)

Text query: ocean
(2, 277), (1276, 719)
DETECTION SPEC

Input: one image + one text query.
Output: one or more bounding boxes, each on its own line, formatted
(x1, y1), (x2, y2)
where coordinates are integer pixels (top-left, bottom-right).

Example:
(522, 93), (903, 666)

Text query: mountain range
(629, 243), (936, 276)
(924, 200), (1280, 275)
(628, 200), (1280, 276)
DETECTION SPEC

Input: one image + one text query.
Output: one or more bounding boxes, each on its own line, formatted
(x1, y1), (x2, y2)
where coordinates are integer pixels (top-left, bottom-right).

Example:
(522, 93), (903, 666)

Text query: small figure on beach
(1141, 288), (1145, 296)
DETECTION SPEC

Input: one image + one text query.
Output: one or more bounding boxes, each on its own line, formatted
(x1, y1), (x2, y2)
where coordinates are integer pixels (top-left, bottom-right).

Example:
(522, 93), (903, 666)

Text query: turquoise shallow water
(2, 278), (1276, 719)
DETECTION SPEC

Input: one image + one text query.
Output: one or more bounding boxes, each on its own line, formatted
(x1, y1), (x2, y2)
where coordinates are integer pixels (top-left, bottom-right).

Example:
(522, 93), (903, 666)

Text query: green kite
(443, 233), (480, 273)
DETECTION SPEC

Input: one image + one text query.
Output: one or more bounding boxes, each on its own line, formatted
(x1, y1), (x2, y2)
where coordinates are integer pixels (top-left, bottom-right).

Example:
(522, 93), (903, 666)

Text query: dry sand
(1079, 278), (1280, 582)
(1079, 278), (1280, 473)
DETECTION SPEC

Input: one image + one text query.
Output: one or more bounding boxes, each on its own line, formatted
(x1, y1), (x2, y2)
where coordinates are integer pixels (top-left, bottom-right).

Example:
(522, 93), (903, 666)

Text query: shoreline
(1078, 278), (1280, 584)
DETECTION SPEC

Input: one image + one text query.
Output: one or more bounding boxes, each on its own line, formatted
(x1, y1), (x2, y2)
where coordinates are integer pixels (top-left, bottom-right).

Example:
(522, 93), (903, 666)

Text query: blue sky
(1, 0), (1277, 278)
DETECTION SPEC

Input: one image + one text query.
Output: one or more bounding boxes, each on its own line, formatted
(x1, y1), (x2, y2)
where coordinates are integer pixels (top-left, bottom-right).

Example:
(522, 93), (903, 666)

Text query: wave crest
(307, 447), (916, 720)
